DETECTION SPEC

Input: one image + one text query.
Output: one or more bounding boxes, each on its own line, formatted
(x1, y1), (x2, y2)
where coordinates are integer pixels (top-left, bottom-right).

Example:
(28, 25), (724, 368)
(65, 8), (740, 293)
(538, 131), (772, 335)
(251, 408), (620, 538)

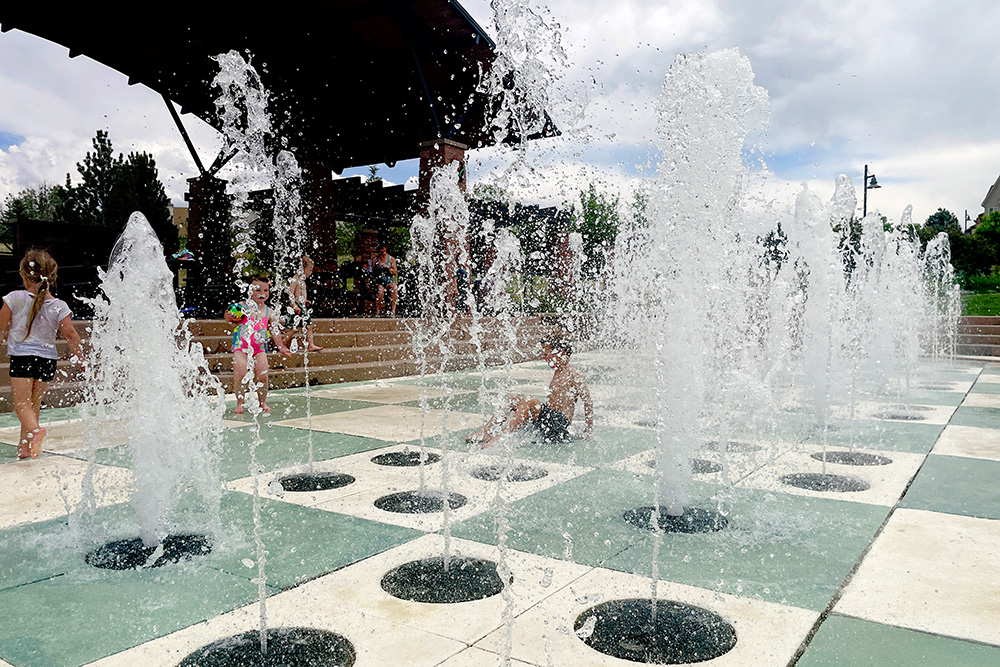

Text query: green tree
(0, 182), (69, 224)
(925, 208), (961, 233)
(573, 183), (620, 276)
(62, 130), (175, 252)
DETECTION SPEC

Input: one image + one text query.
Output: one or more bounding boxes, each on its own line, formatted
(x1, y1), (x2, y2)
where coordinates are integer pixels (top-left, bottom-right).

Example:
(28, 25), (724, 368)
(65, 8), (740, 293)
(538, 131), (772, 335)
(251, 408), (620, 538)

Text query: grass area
(962, 292), (1000, 316)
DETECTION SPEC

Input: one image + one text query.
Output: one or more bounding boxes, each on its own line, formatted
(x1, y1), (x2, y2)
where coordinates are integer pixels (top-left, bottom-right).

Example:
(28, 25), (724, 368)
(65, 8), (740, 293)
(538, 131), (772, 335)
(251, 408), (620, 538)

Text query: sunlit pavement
(0, 353), (999, 666)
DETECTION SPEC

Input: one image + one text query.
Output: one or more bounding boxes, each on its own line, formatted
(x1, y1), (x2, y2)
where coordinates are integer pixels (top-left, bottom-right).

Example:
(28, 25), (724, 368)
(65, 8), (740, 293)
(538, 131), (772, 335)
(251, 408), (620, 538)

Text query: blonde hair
(19, 249), (58, 341)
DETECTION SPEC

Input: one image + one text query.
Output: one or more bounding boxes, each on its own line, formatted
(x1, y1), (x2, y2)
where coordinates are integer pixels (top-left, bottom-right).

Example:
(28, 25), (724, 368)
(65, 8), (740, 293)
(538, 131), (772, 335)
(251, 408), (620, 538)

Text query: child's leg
(11, 378), (38, 458)
(232, 350), (249, 413)
(254, 351), (271, 411)
(28, 379), (48, 457)
(306, 323), (322, 351)
(481, 397), (542, 448)
(466, 394), (520, 442)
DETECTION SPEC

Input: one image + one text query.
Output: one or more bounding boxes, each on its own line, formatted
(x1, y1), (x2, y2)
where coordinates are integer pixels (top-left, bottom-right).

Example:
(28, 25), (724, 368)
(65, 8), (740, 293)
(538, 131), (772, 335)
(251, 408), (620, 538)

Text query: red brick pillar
(300, 162), (339, 316)
(418, 139), (469, 312)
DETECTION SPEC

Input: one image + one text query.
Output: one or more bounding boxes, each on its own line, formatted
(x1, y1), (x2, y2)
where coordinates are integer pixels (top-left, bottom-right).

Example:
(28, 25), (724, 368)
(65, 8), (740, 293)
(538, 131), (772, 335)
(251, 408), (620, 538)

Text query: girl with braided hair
(0, 249), (83, 458)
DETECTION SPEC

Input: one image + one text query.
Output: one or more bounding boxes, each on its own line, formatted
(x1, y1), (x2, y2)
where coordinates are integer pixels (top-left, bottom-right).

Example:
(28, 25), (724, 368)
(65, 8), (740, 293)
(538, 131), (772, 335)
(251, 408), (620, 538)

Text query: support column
(300, 162), (340, 316)
(185, 174), (231, 314)
(418, 139), (469, 312)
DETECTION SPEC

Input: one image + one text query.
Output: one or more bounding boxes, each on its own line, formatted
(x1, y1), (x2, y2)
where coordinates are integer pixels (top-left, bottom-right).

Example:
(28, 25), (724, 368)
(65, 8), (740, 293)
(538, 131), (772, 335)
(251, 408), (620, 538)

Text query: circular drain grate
(810, 451), (892, 467)
(381, 556), (504, 603)
(576, 598), (737, 664)
(278, 472), (355, 492)
(701, 440), (762, 453)
(690, 458), (724, 474)
(178, 627), (355, 666)
(623, 506), (728, 534)
(371, 451), (441, 467)
(916, 383), (951, 390)
(374, 490), (467, 514)
(471, 464), (548, 482)
(644, 459), (723, 474)
(780, 472), (869, 492)
(86, 534), (211, 571)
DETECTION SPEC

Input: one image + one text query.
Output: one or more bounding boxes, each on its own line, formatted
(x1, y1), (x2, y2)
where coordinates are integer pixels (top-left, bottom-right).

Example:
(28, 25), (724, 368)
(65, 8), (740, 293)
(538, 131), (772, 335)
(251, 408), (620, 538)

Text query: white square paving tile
(835, 508), (1000, 646)
(932, 424), (1000, 461)
(223, 455), (395, 508)
(86, 579), (468, 667)
(0, 418), (122, 454)
(309, 464), (510, 532)
(735, 444), (925, 507)
(830, 401), (956, 425)
(274, 404), (484, 441)
(475, 567), (817, 666)
(0, 457), (132, 529)
(436, 646), (536, 666)
(282, 534), (592, 647)
(309, 383), (471, 404)
(962, 392), (1000, 409)
(611, 443), (792, 486)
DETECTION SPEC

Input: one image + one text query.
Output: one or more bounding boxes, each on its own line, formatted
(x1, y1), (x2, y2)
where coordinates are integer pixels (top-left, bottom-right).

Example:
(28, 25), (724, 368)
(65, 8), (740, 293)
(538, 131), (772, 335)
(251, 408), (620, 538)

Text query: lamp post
(862, 164), (881, 217)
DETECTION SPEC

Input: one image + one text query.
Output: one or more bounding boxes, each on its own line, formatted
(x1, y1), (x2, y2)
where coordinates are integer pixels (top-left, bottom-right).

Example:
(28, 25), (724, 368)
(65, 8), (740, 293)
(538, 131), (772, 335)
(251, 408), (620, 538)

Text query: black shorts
(9, 355), (57, 382)
(533, 403), (571, 443)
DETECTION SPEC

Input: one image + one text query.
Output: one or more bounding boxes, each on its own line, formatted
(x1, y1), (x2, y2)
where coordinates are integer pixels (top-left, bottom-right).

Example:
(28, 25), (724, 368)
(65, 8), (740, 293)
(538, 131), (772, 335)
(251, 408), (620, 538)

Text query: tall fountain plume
(607, 48), (770, 515)
(80, 212), (225, 549)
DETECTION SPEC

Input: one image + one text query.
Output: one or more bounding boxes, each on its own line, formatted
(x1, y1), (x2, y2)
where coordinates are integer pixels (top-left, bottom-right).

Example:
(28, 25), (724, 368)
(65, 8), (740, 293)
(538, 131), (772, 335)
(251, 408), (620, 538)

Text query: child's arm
(58, 315), (84, 364)
(0, 302), (11, 350)
(269, 312), (293, 358)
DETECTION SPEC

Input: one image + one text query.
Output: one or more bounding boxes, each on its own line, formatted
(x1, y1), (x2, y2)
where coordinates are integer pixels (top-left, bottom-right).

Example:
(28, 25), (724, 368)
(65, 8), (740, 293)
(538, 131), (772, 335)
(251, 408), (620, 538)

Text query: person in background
(285, 255), (323, 352)
(0, 249), (83, 458)
(372, 243), (398, 317)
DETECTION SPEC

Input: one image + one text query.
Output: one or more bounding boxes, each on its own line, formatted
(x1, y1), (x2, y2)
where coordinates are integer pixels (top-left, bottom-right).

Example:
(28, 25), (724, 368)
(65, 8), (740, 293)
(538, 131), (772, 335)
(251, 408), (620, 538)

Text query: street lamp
(862, 164), (881, 217)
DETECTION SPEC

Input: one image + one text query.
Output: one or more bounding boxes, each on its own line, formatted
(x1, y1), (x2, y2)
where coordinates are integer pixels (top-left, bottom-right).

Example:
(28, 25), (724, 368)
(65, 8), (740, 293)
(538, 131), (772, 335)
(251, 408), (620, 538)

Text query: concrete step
(960, 316), (1000, 327)
(956, 344), (1000, 357)
(0, 316), (558, 412)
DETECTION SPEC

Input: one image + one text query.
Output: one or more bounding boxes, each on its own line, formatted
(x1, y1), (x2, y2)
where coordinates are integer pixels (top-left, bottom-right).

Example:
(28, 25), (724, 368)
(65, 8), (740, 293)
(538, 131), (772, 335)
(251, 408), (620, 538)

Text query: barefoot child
(224, 276), (292, 414)
(284, 255), (323, 352)
(0, 250), (83, 458)
(468, 336), (594, 448)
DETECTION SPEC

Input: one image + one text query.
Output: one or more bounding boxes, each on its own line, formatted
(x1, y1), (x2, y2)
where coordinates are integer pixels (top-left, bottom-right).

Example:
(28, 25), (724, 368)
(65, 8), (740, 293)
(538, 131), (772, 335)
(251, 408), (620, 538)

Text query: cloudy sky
(2, 0), (999, 228)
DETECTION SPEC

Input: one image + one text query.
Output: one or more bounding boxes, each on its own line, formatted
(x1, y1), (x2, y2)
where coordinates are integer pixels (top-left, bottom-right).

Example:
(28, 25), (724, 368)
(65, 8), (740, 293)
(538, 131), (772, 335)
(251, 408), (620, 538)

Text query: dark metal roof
(1, 0), (557, 170)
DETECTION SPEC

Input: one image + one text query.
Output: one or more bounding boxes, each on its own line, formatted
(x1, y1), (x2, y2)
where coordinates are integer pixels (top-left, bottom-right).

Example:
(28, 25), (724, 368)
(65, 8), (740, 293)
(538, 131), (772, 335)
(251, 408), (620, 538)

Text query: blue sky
(2, 0), (1000, 225)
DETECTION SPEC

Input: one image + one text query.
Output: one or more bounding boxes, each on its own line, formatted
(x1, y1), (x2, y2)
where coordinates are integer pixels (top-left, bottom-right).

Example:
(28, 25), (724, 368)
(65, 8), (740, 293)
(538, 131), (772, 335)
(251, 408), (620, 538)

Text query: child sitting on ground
(0, 249), (83, 458)
(467, 336), (594, 448)
(224, 275), (292, 414)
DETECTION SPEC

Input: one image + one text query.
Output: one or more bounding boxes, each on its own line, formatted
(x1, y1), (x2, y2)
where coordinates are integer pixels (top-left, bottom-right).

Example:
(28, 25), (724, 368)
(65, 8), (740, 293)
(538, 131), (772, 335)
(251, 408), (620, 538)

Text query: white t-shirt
(3, 290), (72, 359)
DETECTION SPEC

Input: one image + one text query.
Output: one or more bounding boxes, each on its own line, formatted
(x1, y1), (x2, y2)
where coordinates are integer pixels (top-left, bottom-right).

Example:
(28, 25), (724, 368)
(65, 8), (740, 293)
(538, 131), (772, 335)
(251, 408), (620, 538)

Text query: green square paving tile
(971, 382), (1000, 395)
(794, 419), (944, 454)
(900, 454), (1000, 519)
(206, 491), (423, 589)
(0, 442), (19, 463)
(951, 406), (1000, 429)
(224, 394), (380, 422)
(400, 390), (491, 413)
(797, 614), (1000, 667)
(0, 517), (73, 591)
(0, 563), (261, 667)
(504, 425), (656, 467)
(602, 485), (890, 611)
(450, 468), (657, 567)
(895, 389), (967, 407)
(71, 427), (392, 481)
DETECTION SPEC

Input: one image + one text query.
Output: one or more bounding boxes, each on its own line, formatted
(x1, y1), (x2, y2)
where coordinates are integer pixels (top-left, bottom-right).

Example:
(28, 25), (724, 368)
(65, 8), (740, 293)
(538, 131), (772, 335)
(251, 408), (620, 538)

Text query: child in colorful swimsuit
(467, 335), (594, 448)
(224, 276), (292, 414)
(0, 250), (83, 458)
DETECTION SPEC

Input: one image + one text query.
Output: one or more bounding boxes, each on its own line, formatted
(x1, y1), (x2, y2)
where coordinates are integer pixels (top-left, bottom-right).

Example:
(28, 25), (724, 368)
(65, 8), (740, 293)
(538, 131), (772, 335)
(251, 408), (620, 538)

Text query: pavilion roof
(1, 0), (557, 171)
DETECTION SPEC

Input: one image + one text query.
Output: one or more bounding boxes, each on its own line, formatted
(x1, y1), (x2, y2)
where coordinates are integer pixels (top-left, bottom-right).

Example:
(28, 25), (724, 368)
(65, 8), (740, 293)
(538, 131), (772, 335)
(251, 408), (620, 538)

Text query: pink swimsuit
(232, 306), (269, 356)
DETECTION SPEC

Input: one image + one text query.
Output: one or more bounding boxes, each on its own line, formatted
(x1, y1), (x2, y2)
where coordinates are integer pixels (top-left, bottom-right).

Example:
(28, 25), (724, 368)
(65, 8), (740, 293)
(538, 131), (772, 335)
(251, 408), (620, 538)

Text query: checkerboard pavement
(0, 353), (998, 666)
